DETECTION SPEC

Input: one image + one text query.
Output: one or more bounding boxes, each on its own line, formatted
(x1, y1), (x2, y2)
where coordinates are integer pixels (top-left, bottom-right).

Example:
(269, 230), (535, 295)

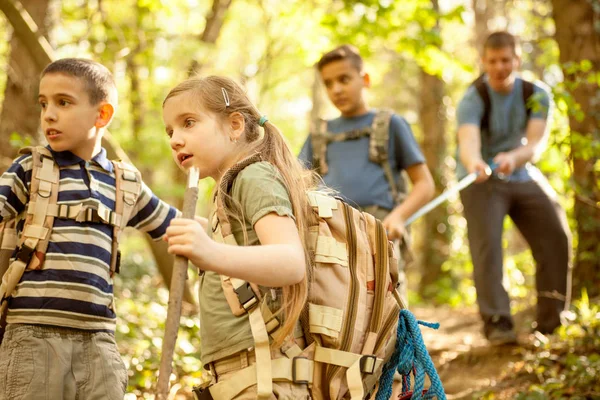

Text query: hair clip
(221, 88), (230, 107)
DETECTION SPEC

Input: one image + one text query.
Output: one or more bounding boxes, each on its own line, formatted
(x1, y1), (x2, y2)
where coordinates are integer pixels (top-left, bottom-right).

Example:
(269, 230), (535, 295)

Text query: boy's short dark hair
(484, 31), (521, 57)
(317, 45), (363, 72)
(41, 58), (117, 106)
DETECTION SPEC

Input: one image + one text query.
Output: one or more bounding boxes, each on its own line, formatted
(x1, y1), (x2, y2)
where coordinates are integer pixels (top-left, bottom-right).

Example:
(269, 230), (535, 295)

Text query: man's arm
(493, 118), (548, 176)
(458, 124), (491, 183)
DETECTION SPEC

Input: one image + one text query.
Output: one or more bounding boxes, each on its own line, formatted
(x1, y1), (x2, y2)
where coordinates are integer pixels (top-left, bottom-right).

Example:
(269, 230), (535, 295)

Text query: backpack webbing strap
(207, 357), (314, 400)
(474, 75), (535, 135)
(110, 161), (142, 276)
(0, 146), (59, 314)
(26, 202), (121, 225)
(313, 346), (383, 400)
(248, 305), (273, 399)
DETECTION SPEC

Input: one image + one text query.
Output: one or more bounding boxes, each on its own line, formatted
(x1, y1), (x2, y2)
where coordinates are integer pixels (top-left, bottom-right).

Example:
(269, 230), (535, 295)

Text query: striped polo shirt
(0, 146), (178, 332)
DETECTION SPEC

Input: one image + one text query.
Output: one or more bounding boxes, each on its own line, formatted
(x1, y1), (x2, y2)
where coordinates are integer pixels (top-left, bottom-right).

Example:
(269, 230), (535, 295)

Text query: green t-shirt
(198, 161), (294, 365)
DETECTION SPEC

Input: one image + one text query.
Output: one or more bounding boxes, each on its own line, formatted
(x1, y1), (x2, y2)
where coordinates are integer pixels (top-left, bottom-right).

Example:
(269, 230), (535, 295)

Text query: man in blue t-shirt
(299, 45), (435, 304)
(456, 31), (572, 345)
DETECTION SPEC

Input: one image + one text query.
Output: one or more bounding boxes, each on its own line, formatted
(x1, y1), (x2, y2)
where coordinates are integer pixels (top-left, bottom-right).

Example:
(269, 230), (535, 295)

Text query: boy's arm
(127, 181), (180, 240)
(382, 163), (434, 240)
(0, 155), (32, 223)
(383, 116), (434, 240)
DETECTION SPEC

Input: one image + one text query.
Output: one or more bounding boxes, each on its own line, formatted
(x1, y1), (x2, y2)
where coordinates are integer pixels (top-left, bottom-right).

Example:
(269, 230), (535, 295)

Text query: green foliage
(513, 291), (600, 399)
(8, 132), (33, 148)
(115, 233), (204, 398)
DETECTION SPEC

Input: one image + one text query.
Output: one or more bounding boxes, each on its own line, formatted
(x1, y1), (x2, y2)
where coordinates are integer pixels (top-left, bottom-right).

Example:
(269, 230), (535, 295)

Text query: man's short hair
(317, 45), (364, 72)
(483, 31), (521, 57)
(41, 58), (118, 106)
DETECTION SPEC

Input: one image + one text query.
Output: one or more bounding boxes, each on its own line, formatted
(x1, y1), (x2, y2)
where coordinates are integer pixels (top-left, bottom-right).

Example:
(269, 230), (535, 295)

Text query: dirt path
(412, 306), (533, 399)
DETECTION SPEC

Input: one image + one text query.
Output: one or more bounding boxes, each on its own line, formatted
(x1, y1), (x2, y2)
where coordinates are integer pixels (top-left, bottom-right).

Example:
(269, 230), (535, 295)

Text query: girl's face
(163, 92), (234, 180)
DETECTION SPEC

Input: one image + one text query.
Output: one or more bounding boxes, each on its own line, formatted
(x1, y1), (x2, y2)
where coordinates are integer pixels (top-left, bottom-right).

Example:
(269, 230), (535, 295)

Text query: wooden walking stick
(156, 166), (200, 400)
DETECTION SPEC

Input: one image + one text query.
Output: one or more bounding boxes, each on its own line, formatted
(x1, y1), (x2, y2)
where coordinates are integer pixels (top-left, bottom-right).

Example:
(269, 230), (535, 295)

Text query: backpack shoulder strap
(110, 160), (142, 275)
(473, 74), (491, 134)
(369, 109), (403, 203)
(1, 146), (59, 316)
(522, 79), (535, 119)
(20, 146), (59, 269)
(309, 118), (329, 174)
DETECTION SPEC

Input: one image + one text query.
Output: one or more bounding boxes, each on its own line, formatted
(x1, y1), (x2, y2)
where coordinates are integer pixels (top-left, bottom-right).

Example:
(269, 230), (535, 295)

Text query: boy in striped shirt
(0, 58), (178, 399)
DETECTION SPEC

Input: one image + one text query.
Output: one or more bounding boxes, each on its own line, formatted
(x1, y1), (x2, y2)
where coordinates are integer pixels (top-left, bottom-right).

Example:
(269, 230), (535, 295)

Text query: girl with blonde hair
(163, 75), (315, 399)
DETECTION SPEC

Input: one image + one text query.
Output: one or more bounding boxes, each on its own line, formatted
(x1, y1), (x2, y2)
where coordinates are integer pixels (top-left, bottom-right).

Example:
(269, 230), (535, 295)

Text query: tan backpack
(203, 154), (404, 400)
(0, 146), (142, 341)
(310, 109), (408, 205)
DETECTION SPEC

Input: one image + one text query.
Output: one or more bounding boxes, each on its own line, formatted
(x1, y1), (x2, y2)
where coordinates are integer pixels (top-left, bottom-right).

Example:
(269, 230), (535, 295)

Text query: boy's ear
(362, 72), (371, 89)
(228, 112), (245, 141)
(95, 103), (114, 128)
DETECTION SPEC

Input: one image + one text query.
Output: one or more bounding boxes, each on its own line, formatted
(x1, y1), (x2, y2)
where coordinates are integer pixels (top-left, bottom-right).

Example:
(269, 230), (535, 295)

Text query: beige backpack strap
(309, 118), (329, 174)
(110, 160), (142, 276)
(0, 146), (59, 314)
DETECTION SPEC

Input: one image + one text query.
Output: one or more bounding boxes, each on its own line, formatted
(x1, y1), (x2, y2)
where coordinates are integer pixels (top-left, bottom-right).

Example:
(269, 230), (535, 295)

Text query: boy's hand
(493, 152), (516, 177)
(164, 217), (214, 269)
(382, 213), (406, 241)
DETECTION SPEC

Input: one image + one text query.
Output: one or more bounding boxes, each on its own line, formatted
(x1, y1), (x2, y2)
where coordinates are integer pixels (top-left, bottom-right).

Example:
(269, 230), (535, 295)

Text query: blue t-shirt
(456, 76), (551, 181)
(299, 110), (425, 210)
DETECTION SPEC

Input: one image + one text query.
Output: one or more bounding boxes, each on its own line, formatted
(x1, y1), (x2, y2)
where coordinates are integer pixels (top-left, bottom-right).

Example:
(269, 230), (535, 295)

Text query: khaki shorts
(0, 324), (127, 400)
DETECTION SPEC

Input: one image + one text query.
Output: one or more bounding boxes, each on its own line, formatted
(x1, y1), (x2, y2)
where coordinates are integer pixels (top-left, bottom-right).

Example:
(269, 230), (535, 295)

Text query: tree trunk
(472, 0), (496, 58)
(417, 0), (450, 300)
(551, 0), (600, 297)
(0, 0), (51, 161)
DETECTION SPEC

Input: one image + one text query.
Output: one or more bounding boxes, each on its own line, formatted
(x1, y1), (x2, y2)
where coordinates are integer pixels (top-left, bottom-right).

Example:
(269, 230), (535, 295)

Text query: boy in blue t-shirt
(0, 58), (178, 399)
(299, 45), (435, 304)
(456, 31), (572, 345)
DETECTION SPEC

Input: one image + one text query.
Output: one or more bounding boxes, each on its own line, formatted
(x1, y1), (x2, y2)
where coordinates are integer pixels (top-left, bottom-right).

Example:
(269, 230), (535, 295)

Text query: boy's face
(38, 73), (106, 160)
(320, 59), (370, 117)
(482, 46), (521, 92)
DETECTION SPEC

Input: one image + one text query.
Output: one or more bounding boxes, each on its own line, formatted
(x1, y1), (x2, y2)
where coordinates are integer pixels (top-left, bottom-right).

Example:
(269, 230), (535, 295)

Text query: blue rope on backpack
(376, 309), (446, 400)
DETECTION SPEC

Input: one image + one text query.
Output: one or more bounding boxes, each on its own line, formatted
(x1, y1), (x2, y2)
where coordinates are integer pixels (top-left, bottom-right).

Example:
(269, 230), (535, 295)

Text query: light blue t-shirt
(299, 110), (425, 210)
(456, 76), (551, 181)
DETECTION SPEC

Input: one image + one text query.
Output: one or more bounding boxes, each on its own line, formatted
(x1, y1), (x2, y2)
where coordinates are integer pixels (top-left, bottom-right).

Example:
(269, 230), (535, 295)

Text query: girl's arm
(165, 213), (305, 287)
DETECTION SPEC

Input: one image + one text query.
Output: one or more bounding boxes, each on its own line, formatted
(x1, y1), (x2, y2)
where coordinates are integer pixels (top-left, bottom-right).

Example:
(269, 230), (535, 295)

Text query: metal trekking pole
(156, 166), (200, 400)
(404, 171), (483, 227)
(404, 163), (498, 227)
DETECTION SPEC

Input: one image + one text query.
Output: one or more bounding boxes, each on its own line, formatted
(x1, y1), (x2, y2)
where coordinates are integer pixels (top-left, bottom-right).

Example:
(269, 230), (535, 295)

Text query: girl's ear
(95, 103), (115, 128)
(228, 111), (245, 141)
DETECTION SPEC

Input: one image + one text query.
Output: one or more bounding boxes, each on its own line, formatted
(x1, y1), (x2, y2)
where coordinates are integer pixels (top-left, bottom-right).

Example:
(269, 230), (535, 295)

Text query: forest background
(0, 0), (598, 398)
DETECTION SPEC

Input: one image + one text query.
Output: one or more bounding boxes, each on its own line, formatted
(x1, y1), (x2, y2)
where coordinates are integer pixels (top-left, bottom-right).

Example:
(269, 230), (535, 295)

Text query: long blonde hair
(164, 76), (316, 344)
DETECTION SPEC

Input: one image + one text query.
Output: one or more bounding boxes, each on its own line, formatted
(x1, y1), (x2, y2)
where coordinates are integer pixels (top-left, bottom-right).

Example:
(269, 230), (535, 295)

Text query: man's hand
(493, 152), (516, 178)
(467, 158), (492, 183)
(382, 212), (406, 241)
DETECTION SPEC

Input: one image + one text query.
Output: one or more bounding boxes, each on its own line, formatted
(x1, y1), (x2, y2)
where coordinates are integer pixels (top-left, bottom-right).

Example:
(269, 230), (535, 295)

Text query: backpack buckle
(360, 355), (377, 375)
(292, 356), (310, 384)
(14, 243), (35, 264)
(192, 384), (214, 400)
(234, 282), (258, 311)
